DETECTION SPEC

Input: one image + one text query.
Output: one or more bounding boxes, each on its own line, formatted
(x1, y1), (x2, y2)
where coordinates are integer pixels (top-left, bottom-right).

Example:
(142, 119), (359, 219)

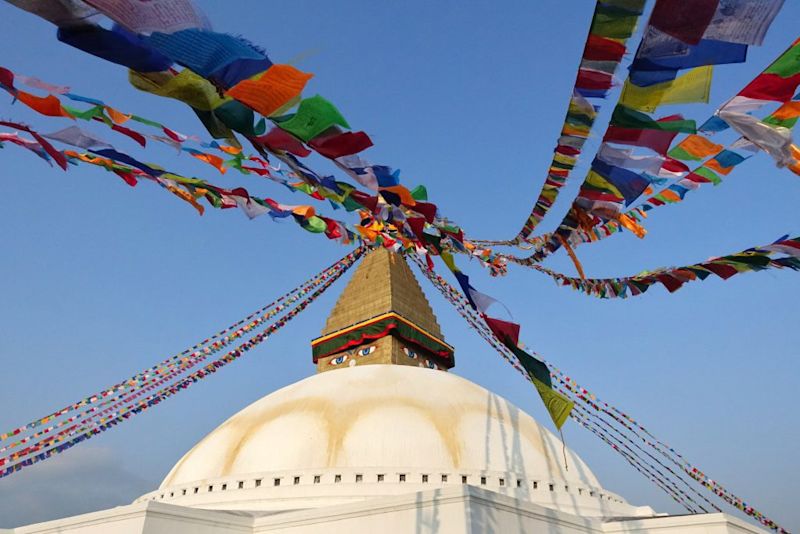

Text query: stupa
(7, 249), (766, 533)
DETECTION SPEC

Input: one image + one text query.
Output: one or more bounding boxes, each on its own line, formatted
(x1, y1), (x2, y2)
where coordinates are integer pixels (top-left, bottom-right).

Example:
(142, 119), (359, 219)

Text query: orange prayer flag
(380, 185), (416, 206)
(675, 134), (722, 159)
(227, 65), (313, 117)
(17, 91), (71, 118)
(617, 213), (647, 238)
(291, 205), (315, 218)
(218, 145), (242, 155)
(104, 106), (131, 124)
(190, 152), (227, 174)
(704, 158), (735, 175)
(659, 189), (682, 202)
(561, 124), (590, 137)
(771, 101), (800, 121)
(165, 184), (204, 215)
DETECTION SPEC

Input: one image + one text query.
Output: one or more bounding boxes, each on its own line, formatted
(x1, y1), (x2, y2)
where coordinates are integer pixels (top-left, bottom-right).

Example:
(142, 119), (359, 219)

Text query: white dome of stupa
(136, 365), (653, 518)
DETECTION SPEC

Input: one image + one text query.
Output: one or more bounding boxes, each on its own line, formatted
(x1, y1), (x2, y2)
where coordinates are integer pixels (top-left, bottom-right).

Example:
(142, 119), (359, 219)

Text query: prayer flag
(604, 125), (679, 155)
(620, 66), (713, 112)
(667, 134), (723, 161)
(610, 105), (696, 132)
(275, 95), (350, 142)
(649, 0), (719, 46)
(702, 0), (784, 46)
(227, 64), (313, 117)
(309, 131), (373, 159)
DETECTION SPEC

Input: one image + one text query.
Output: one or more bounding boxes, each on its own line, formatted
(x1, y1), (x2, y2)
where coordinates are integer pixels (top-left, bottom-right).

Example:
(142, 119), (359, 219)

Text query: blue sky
(0, 0), (798, 530)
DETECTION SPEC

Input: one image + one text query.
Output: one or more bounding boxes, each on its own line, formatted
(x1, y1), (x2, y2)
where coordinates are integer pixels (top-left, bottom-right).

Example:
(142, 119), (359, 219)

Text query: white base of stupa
(4, 485), (765, 534)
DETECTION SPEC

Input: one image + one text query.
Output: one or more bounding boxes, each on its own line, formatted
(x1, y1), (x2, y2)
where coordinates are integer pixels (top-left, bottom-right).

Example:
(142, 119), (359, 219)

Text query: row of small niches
(155, 475), (622, 504)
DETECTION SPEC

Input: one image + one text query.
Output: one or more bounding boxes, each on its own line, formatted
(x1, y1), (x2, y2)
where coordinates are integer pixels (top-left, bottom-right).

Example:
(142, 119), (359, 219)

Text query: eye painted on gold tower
(402, 347), (418, 359)
(329, 354), (349, 366)
(425, 359), (440, 370)
(358, 345), (376, 357)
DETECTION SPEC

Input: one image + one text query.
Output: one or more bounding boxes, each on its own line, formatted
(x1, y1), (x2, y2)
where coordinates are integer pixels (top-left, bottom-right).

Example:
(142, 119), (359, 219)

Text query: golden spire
(311, 248), (454, 373)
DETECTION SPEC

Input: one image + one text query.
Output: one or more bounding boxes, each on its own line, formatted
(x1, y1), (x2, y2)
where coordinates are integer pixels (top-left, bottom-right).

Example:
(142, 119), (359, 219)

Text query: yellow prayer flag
(553, 152), (576, 166)
(129, 70), (228, 111)
(532, 378), (574, 430)
(620, 66), (713, 113)
(586, 170), (624, 200)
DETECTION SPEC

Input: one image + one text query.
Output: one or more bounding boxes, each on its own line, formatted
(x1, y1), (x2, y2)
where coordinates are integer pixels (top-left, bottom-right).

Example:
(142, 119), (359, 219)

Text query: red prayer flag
(576, 68), (614, 90)
(650, 0), (719, 46)
(107, 122), (146, 147)
(556, 145), (581, 156)
(701, 262), (739, 279)
(483, 316), (521, 347)
(583, 35), (626, 62)
(739, 73), (800, 103)
(254, 127), (311, 157)
(655, 273), (684, 292)
(604, 126), (679, 155)
(309, 130), (373, 159)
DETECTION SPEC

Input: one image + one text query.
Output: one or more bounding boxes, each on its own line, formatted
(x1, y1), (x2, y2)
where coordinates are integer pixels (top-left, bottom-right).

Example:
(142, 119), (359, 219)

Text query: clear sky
(0, 0), (798, 530)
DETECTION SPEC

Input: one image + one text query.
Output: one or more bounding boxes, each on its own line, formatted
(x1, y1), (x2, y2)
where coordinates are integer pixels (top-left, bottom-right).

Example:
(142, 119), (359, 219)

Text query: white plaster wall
(8, 486), (767, 534)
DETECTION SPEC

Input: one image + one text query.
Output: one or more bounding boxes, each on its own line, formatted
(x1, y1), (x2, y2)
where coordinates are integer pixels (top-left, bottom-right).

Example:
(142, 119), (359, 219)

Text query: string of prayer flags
(510, 6), (788, 266)
(0, 248), (363, 478)
(716, 38), (800, 118)
(533, 235), (800, 298)
(0, 131), (56, 165)
(0, 120), (67, 169)
(419, 256), (789, 533)
(510, 0), (647, 243)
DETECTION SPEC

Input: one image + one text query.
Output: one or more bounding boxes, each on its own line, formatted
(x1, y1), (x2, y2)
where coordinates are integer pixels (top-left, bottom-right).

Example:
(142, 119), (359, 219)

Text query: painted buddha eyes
(358, 346), (376, 356)
(426, 360), (438, 370)
(331, 345), (376, 365)
(402, 347), (418, 359)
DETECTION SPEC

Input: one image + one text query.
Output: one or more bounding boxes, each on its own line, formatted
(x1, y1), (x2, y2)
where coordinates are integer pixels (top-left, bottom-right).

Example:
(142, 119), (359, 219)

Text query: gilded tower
(311, 248), (454, 372)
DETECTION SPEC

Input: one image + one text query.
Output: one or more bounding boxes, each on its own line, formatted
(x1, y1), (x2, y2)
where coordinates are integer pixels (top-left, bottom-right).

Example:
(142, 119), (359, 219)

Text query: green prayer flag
(667, 145), (702, 161)
(532, 377), (574, 430)
(63, 104), (106, 121)
(611, 105), (696, 133)
(590, 13), (639, 39)
(599, 0), (646, 14)
(765, 43), (800, 78)
(130, 115), (163, 128)
(506, 343), (551, 387)
(410, 185), (428, 201)
(342, 195), (363, 212)
(214, 100), (266, 136)
(763, 115), (800, 129)
(275, 95), (350, 142)
(302, 215), (328, 233)
(694, 166), (722, 185)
